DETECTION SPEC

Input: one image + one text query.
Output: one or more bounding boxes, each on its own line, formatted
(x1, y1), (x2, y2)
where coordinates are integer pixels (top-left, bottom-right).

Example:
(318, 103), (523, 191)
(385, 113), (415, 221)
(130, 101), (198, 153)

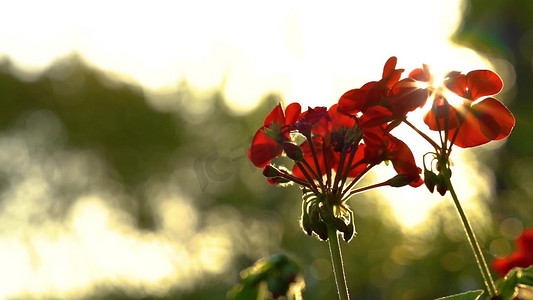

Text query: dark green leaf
(517, 266), (533, 287)
(497, 268), (520, 300)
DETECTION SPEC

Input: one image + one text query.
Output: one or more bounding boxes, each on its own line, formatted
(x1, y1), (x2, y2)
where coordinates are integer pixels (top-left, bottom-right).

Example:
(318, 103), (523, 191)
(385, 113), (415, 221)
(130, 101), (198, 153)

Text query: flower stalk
(444, 175), (497, 297)
(327, 222), (350, 300)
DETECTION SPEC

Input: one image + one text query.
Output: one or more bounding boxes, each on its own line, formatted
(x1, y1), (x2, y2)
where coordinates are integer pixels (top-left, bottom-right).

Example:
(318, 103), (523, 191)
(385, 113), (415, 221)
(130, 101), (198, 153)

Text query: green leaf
(497, 268), (521, 300)
(497, 266), (533, 300)
(517, 266), (533, 287)
(435, 289), (483, 300)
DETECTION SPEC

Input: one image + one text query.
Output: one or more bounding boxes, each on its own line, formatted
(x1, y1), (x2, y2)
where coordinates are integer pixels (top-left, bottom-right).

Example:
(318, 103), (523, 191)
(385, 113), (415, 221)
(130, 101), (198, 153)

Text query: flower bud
(343, 222), (355, 242)
(266, 177), (291, 185)
(333, 217), (348, 233)
(312, 221), (328, 241)
(263, 165), (290, 185)
(436, 173), (448, 196)
(387, 173), (416, 187)
(309, 207), (328, 240)
(263, 164), (282, 177)
(282, 142), (304, 162)
(424, 169), (438, 193)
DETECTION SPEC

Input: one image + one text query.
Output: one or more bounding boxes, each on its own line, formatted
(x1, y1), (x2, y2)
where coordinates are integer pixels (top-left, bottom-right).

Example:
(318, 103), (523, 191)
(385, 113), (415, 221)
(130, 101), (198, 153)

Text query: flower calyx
(423, 152), (452, 196)
(300, 188), (356, 242)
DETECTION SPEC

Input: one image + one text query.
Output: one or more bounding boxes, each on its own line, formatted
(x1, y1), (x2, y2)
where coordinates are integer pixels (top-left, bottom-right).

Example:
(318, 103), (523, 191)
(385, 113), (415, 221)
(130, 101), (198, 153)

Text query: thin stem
(445, 176), (497, 297)
(342, 164), (375, 196)
(403, 119), (441, 152)
(323, 142), (333, 188)
(345, 180), (390, 198)
(295, 161), (320, 195)
(306, 136), (325, 182)
(277, 167), (316, 190)
(333, 145), (350, 191)
(326, 223), (350, 300)
(339, 147), (358, 190)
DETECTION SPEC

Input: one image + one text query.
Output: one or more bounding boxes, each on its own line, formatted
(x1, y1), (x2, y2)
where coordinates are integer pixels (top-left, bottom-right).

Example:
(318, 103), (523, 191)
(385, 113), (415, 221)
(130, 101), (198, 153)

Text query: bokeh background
(0, 0), (531, 299)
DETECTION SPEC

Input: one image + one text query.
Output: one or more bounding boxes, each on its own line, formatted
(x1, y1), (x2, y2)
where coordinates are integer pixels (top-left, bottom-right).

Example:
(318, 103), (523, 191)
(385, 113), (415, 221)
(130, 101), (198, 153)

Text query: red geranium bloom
(423, 70), (515, 148)
(292, 135), (336, 179)
(409, 63), (432, 83)
(338, 57), (428, 127)
(362, 125), (423, 187)
(292, 104), (363, 179)
(492, 229), (533, 277)
(248, 102), (301, 168)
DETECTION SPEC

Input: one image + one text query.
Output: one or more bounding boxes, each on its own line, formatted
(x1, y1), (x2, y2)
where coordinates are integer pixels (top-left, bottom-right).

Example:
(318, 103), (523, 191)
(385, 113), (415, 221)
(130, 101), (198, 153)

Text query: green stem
(326, 223), (350, 300)
(445, 177), (497, 297)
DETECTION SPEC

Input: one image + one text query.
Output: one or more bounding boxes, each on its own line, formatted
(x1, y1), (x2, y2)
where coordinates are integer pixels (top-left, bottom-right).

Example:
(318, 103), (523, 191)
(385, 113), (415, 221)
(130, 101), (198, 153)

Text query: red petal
(284, 102), (302, 125)
(264, 104), (284, 126)
(409, 64), (431, 82)
(359, 105), (393, 128)
(388, 136), (421, 182)
(423, 97), (460, 131)
(466, 70), (503, 100)
(474, 97), (514, 141)
(338, 81), (375, 114)
(447, 110), (492, 148)
(263, 102), (302, 126)
(450, 98), (514, 148)
(388, 78), (429, 115)
(423, 109), (438, 131)
(517, 229), (533, 252)
(445, 71), (467, 97)
(248, 129), (283, 167)
(383, 56), (397, 78)
(329, 104), (356, 130)
(492, 257), (512, 277)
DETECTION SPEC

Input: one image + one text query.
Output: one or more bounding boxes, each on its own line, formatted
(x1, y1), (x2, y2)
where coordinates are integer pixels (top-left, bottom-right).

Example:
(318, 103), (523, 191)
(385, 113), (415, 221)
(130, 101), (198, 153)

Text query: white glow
(0, 0), (489, 113)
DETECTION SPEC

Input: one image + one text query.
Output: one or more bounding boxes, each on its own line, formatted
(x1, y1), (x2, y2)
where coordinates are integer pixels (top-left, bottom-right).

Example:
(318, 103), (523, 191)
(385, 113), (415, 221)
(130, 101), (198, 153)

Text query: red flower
(338, 57), (428, 127)
(292, 135), (336, 179)
(492, 229), (533, 277)
(424, 70), (515, 148)
(409, 63), (431, 83)
(248, 103), (301, 168)
(292, 104), (362, 179)
(362, 125), (423, 187)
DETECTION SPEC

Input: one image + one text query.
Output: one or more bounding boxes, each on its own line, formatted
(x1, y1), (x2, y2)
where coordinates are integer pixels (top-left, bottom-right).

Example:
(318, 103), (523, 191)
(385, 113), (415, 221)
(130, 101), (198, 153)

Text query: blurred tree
(0, 54), (182, 229)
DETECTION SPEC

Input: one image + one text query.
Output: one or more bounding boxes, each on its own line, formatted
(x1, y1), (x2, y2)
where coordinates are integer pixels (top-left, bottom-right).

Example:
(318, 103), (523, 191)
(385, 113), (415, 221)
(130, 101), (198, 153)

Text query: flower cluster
(492, 229), (533, 277)
(247, 56), (517, 299)
(248, 56), (515, 241)
(248, 57), (427, 241)
(418, 67), (515, 195)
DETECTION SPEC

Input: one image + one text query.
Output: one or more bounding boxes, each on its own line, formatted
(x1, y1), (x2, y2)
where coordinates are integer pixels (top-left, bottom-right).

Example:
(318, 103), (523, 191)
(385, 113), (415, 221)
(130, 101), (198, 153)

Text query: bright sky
(1, 0), (490, 111)
(0, 0), (509, 298)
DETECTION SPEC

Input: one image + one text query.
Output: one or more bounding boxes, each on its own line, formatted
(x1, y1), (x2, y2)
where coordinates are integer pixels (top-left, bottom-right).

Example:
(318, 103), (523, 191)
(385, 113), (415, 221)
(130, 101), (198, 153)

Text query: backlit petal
(382, 56), (398, 78)
(471, 97), (515, 141)
(248, 128), (283, 167)
(284, 102), (302, 125)
(337, 81), (375, 114)
(466, 70), (503, 100)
